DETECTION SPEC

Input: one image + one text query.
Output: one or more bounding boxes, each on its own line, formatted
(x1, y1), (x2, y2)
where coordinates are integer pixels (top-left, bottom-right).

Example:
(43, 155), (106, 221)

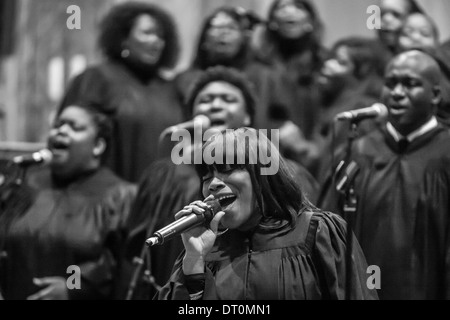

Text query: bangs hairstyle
(98, 1), (179, 69)
(195, 127), (310, 228)
(185, 66), (256, 125)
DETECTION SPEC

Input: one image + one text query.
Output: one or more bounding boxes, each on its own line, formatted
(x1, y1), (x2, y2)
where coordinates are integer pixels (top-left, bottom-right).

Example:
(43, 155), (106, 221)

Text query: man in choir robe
(318, 49), (450, 299)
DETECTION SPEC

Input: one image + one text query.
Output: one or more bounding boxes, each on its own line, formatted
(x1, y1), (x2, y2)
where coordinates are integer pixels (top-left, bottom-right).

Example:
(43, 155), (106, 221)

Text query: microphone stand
(125, 240), (161, 300)
(126, 131), (178, 300)
(0, 160), (27, 298)
(333, 120), (360, 300)
(125, 187), (167, 300)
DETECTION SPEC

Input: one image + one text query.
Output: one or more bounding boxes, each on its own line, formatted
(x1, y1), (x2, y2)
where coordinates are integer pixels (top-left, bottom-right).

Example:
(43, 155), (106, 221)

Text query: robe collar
(386, 116), (438, 143)
(383, 120), (444, 154)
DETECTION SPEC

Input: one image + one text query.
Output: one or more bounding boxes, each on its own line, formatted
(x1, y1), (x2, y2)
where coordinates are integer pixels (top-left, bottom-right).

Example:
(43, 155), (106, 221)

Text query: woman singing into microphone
(156, 128), (377, 300)
(120, 66), (319, 299)
(0, 103), (136, 300)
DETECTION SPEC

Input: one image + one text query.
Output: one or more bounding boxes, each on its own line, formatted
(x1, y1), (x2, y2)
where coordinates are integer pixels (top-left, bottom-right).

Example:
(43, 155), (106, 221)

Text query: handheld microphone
(145, 197), (222, 246)
(335, 103), (388, 122)
(12, 149), (53, 167)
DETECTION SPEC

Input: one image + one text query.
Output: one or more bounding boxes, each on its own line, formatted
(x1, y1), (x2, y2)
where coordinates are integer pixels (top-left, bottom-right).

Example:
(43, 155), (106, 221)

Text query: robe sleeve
(155, 251), (221, 301)
(414, 158), (450, 299)
(153, 253), (192, 300)
(68, 183), (137, 300)
(311, 211), (379, 300)
(67, 250), (117, 300)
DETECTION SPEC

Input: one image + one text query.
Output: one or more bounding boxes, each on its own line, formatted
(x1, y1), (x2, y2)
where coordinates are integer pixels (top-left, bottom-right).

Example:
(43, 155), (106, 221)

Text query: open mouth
(218, 194), (237, 208)
(282, 16), (309, 27)
(389, 105), (408, 115)
(144, 50), (161, 58)
(51, 140), (69, 150)
(280, 20), (299, 29)
(217, 38), (231, 45)
(49, 139), (70, 154)
(210, 119), (226, 127)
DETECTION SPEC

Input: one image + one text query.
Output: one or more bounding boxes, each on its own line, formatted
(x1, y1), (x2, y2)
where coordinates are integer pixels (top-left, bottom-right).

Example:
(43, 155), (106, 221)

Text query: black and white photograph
(1, 0), (450, 308)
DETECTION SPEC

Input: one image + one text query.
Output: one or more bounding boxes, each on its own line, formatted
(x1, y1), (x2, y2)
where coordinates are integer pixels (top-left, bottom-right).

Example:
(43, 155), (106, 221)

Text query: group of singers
(1, 0), (450, 300)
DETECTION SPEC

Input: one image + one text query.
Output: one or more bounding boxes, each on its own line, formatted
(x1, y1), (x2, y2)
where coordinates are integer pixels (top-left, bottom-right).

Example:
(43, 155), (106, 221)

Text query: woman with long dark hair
(254, 0), (327, 140)
(174, 5), (279, 130)
(121, 66), (319, 300)
(155, 128), (377, 300)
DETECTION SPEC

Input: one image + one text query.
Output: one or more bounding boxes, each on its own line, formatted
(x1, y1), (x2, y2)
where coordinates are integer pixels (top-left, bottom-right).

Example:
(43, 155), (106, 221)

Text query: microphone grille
(40, 149), (53, 164)
(374, 103), (388, 118)
(194, 114), (211, 128)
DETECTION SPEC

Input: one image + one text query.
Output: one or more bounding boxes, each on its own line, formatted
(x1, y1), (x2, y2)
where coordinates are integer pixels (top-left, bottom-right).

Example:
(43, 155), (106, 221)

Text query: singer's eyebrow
(53, 118), (88, 130)
(387, 75), (423, 87)
(198, 93), (238, 101)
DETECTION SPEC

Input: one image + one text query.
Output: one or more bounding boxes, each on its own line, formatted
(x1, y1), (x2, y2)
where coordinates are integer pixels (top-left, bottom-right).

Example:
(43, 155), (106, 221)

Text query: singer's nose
(391, 83), (406, 100)
(210, 97), (225, 111)
(280, 2), (300, 16)
(208, 176), (225, 192)
(56, 123), (71, 135)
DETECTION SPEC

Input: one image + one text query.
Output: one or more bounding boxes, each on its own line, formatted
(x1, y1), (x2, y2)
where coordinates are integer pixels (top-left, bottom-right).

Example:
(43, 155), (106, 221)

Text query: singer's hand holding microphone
(178, 196), (225, 251)
(145, 195), (225, 275)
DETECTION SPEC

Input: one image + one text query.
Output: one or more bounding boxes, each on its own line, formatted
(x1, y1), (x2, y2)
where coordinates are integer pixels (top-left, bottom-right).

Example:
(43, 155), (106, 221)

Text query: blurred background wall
(0, 0), (449, 147)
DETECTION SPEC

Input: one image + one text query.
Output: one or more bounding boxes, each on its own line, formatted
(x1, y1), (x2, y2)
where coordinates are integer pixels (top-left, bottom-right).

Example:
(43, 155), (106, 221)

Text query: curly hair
(98, 1), (179, 69)
(184, 66), (257, 125)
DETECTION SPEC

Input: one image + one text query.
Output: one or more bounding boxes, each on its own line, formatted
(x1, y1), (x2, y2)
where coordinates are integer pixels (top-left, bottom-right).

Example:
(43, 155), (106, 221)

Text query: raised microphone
(335, 103), (388, 122)
(12, 149), (53, 167)
(145, 197), (222, 246)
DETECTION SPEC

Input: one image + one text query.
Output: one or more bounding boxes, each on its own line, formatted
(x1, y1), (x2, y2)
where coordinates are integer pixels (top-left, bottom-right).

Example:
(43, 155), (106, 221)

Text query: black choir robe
(0, 167), (136, 299)
(414, 157), (450, 299)
(121, 157), (320, 299)
(319, 124), (450, 299)
(156, 210), (378, 300)
(60, 62), (183, 183)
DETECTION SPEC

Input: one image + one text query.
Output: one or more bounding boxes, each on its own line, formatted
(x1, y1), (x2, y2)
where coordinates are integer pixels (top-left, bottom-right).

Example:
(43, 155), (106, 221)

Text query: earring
(121, 48), (130, 58)
(93, 139), (106, 157)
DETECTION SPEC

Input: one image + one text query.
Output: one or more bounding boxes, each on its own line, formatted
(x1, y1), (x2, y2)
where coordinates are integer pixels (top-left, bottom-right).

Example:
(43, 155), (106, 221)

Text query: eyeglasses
(208, 6), (262, 32)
